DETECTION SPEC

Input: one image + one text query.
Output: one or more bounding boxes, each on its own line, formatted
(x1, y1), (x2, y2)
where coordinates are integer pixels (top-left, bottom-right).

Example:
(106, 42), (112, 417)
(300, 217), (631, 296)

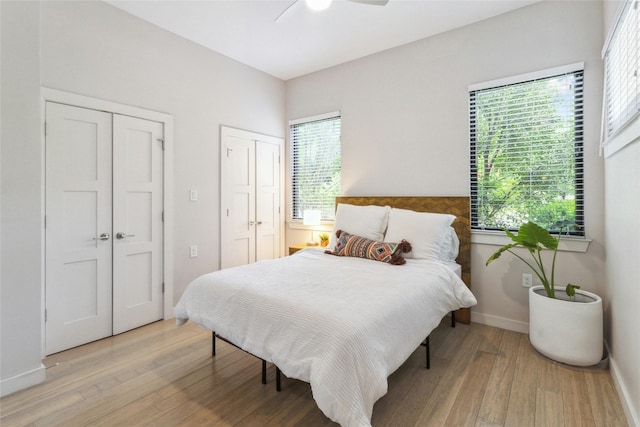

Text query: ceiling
(105, 0), (541, 81)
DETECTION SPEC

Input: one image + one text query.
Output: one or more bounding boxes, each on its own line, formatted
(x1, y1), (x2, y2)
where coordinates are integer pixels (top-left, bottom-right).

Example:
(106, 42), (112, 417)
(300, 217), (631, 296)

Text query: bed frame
(212, 196), (471, 390)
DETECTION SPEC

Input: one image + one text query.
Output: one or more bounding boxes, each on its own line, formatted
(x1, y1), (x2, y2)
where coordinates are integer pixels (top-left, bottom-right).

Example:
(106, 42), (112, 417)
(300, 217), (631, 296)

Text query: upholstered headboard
(335, 196), (471, 324)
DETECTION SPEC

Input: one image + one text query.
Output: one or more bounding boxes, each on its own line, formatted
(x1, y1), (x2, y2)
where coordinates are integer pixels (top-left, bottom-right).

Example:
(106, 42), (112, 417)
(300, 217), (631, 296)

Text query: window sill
(471, 231), (591, 253)
(287, 220), (334, 231)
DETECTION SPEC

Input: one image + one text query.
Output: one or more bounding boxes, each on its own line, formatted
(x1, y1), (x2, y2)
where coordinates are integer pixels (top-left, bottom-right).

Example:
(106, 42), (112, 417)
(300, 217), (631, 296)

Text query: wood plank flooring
(0, 319), (628, 426)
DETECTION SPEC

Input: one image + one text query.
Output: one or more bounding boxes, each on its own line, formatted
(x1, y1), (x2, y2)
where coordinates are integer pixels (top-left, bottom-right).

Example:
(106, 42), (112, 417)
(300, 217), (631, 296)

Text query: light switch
(190, 189), (198, 201)
(190, 245), (198, 258)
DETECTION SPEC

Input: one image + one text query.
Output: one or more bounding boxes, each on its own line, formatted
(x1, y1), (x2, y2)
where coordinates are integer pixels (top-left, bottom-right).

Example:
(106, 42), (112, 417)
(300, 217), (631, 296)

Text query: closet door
(112, 115), (164, 335)
(220, 126), (283, 269)
(45, 102), (113, 354)
(221, 133), (256, 269)
(255, 140), (281, 261)
(46, 103), (165, 354)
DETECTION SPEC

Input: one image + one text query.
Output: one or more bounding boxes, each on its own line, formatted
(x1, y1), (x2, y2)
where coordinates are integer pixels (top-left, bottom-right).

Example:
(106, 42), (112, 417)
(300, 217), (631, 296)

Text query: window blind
(604, 0), (639, 137)
(469, 69), (584, 234)
(290, 113), (341, 221)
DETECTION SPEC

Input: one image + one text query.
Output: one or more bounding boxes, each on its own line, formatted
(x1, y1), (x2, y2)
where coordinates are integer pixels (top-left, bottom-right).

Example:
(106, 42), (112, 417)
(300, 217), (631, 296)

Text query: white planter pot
(529, 285), (603, 367)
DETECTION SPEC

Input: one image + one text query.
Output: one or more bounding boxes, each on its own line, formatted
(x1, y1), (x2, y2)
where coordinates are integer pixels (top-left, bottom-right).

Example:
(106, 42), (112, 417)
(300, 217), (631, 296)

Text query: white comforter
(174, 248), (477, 427)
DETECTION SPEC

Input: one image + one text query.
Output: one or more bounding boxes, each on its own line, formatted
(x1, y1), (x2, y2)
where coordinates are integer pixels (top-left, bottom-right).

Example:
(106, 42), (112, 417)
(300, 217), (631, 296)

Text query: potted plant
(486, 221), (603, 366)
(319, 233), (330, 247)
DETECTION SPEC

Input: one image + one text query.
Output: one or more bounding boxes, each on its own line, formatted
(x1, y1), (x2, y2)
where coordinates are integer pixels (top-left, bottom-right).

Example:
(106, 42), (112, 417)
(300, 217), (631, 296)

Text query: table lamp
(303, 209), (321, 246)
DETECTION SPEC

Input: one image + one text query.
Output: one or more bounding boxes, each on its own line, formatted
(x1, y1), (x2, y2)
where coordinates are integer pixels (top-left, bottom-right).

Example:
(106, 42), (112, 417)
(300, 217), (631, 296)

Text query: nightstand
(289, 244), (314, 255)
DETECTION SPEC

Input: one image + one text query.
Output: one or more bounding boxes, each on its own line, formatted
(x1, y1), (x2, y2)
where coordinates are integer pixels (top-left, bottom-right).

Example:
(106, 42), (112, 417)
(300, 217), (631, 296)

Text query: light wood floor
(0, 318), (628, 427)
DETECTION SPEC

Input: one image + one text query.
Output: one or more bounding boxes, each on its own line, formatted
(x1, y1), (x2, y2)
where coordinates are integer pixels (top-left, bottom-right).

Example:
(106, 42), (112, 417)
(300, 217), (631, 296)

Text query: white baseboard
(610, 354), (639, 427)
(0, 364), (46, 397)
(471, 311), (529, 334)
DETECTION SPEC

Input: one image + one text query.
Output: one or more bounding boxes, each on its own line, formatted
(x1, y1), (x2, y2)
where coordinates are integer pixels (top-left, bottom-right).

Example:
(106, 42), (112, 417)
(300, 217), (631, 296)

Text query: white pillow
(441, 226), (460, 262)
(384, 208), (456, 261)
(327, 204), (391, 251)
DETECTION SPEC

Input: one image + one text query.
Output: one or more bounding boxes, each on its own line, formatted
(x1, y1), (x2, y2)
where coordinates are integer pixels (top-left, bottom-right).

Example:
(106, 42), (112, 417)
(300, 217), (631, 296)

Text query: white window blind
(604, 0), (639, 138)
(469, 66), (584, 234)
(290, 112), (341, 221)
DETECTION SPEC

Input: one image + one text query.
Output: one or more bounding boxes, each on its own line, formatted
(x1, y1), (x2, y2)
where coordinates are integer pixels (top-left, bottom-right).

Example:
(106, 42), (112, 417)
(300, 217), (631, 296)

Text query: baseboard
(471, 311), (529, 334)
(0, 363), (46, 397)
(610, 354), (639, 427)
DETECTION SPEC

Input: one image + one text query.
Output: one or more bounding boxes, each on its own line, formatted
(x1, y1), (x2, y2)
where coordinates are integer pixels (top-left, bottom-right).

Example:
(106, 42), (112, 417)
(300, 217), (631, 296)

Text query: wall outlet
(190, 245), (198, 258)
(190, 189), (198, 201)
(522, 273), (533, 288)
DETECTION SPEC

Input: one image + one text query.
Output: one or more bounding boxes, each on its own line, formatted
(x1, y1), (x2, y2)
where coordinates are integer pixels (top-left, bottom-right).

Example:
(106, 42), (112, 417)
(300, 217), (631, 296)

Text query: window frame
(468, 63), (585, 237)
(288, 111), (341, 223)
(601, 0), (640, 157)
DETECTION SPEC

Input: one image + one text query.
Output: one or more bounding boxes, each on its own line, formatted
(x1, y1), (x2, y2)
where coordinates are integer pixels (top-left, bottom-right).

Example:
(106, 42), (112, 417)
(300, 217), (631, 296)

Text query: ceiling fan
(275, 0), (389, 23)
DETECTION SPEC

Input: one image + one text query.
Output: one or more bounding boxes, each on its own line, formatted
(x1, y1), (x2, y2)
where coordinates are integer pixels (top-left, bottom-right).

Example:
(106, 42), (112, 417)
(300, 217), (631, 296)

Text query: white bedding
(174, 248), (477, 427)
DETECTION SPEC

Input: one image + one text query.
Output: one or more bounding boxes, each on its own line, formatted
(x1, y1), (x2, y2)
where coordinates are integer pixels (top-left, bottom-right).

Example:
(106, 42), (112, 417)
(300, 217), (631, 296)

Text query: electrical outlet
(190, 189), (198, 201)
(522, 273), (533, 288)
(190, 245), (198, 258)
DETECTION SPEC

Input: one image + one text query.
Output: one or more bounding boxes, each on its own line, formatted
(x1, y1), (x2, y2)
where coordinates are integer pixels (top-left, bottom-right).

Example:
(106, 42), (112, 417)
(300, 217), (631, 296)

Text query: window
(469, 64), (584, 235)
(603, 0), (639, 138)
(290, 112), (341, 221)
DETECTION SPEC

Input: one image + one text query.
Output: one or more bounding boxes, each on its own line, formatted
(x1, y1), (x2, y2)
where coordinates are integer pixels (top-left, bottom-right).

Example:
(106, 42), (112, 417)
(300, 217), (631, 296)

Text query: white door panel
(112, 115), (164, 335)
(45, 102), (113, 354)
(221, 135), (256, 269)
(256, 141), (280, 261)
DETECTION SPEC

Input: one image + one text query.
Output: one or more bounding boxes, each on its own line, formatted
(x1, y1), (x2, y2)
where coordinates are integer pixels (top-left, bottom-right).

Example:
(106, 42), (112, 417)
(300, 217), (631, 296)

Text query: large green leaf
(485, 243), (516, 265)
(516, 221), (558, 250)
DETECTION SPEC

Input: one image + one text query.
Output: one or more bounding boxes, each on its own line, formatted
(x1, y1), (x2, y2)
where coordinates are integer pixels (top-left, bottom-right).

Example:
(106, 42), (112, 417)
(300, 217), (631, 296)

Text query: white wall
(286, 1), (605, 329)
(602, 2), (640, 425)
(39, 1), (286, 301)
(1, 0), (285, 394)
(1, 0), (46, 395)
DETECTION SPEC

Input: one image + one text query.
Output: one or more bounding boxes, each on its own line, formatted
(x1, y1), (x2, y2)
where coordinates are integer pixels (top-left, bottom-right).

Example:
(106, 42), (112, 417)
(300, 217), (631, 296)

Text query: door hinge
(162, 210), (164, 222)
(44, 122), (47, 136)
(227, 148), (232, 157)
(44, 215), (47, 229)
(45, 309), (47, 322)
(227, 208), (230, 217)
(162, 282), (165, 294)
(157, 138), (165, 150)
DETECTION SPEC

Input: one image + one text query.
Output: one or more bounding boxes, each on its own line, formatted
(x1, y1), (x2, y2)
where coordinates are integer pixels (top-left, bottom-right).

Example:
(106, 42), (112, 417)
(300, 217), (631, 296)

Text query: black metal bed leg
(451, 310), (456, 328)
(261, 360), (267, 384)
(276, 367), (282, 392)
(425, 335), (430, 369)
(212, 331), (216, 356)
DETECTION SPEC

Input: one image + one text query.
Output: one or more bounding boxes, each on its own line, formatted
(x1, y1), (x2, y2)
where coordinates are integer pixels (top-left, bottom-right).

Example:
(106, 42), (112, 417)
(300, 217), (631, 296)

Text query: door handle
(116, 232), (135, 239)
(249, 221), (263, 226)
(92, 233), (110, 241)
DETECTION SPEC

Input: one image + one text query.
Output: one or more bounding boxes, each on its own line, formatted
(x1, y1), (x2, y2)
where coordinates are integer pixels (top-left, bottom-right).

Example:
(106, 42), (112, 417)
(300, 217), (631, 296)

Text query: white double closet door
(45, 102), (164, 355)
(221, 126), (283, 269)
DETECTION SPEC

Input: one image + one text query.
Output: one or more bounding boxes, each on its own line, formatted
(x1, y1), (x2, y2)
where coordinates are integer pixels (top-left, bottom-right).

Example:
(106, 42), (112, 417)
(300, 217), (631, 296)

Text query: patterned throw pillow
(325, 230), (412, 265)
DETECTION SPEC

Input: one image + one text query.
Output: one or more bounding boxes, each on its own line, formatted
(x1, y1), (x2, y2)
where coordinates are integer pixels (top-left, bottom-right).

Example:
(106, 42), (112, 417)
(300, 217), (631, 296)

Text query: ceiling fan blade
(348, 0), (389, 5)
(275, 0), (302, 23)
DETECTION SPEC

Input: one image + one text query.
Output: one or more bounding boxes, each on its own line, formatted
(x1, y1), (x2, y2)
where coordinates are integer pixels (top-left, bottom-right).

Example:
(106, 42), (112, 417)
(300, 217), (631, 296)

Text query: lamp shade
(303, 209), (322, 226)
(305, 0), (332, 11)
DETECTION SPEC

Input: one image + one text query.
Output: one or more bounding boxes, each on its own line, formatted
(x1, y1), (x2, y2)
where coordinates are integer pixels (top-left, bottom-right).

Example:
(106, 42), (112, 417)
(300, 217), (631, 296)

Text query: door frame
(40, 87), (174, 358)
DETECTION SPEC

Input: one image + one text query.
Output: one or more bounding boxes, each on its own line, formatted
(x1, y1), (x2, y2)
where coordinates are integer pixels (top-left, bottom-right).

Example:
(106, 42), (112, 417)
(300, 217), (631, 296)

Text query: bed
(174, 196), (477, 427)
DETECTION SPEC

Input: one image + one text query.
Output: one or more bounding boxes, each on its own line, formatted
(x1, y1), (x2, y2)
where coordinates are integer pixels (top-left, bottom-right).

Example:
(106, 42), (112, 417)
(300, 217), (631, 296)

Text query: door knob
(116, 232), (135, 239)
(249, 221), (263, 226)
(92, 233), (110, 241)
